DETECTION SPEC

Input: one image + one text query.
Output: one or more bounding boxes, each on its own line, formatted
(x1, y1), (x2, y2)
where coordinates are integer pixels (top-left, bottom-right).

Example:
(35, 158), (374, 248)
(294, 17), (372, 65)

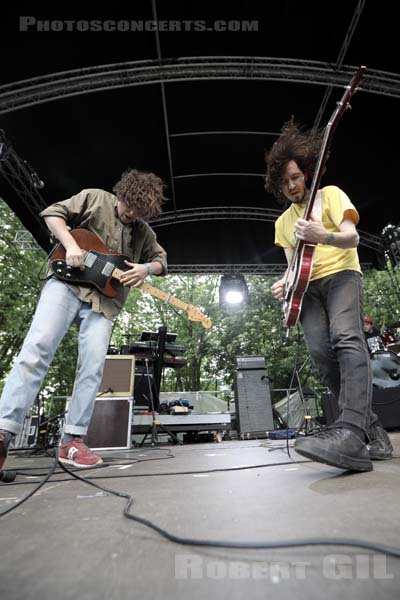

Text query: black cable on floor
(57, 455), (400, 559)
(0, 453), (58, 517)
(2, 457), (312, 486)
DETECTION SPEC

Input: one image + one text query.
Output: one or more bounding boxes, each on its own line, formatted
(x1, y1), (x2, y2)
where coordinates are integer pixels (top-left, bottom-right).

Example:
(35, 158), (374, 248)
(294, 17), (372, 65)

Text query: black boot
(294, 426), (373, 472)
(367, 423), (393, 460)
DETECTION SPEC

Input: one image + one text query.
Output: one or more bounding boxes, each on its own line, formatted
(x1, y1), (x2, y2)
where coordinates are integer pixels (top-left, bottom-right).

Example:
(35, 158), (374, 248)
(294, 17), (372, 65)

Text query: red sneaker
(58, 437), (103, 468)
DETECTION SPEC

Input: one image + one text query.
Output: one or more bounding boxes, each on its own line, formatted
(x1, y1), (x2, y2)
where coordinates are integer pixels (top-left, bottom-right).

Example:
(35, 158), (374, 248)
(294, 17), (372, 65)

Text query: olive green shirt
(40, 188), (168, 320)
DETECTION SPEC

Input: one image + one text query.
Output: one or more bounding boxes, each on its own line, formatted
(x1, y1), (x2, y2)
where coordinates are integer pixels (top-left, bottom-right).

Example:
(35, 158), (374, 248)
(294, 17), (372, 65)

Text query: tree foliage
(0, 197), (79, 399)
(1, 196), (400, 413)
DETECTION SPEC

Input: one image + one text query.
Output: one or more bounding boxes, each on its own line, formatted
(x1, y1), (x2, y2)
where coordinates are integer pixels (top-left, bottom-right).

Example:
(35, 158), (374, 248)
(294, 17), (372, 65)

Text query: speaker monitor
(133, 367), (156, 410)
(234, 355), (274, 434)
(372, 387), (400, 429)
(98, 355), (135, 397)
(86, 397), (133, 450)
(322, 388), (400, 430)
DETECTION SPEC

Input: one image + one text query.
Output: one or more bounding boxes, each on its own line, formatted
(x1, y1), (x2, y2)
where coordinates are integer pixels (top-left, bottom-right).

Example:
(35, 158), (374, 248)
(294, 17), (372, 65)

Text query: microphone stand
(139, 357), (182, 447)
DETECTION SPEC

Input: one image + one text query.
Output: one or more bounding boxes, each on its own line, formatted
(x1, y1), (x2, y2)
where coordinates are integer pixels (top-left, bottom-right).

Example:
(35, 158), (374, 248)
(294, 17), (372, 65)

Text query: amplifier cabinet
(234, 356), (274, 434)
(86, 397), (133, 450)
(98, 355), (135, 397)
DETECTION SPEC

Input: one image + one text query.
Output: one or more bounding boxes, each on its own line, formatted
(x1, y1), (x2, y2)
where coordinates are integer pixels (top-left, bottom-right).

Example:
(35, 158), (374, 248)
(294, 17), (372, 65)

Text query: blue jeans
(300, 270), (376, 433)
(0, 278), (113, 436)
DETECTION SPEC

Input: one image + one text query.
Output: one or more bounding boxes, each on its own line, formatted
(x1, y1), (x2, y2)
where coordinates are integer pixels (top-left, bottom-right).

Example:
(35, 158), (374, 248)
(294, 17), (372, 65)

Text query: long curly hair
(113, 168), (165, 219)
(264, 119), (326, 205)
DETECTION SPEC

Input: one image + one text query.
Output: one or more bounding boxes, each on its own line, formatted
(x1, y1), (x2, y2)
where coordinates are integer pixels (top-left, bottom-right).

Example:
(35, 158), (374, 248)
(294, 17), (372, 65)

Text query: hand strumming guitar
(65, 241), (85, 271)
(271, 278), (286, 302)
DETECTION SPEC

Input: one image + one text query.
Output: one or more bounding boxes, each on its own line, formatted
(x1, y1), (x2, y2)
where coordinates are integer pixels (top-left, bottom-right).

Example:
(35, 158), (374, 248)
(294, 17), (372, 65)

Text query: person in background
(363, 316), (383, 354)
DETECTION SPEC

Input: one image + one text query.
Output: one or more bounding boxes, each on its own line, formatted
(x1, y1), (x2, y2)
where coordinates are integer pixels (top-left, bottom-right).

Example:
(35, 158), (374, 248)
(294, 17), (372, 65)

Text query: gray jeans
(300, 270), (376, 433)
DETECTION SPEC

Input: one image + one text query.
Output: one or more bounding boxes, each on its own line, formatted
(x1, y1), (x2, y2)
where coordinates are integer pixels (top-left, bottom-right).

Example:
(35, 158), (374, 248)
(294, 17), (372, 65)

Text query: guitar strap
(311, 190), (322, 221)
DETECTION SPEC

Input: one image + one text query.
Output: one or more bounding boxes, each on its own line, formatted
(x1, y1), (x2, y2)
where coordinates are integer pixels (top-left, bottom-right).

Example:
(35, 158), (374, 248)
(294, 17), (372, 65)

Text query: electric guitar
(48, 228), (212, 329)
(282, 65), (366, 329)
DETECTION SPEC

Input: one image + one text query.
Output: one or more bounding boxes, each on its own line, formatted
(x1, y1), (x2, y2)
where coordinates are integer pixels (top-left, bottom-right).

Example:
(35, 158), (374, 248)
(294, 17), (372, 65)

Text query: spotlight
(219, 274), (249, 311)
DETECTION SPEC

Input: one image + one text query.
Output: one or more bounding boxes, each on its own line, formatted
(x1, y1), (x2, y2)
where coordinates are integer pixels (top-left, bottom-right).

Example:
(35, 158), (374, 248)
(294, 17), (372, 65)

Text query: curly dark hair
(113, 168), (165, 219)
(264, 118), (326, 204)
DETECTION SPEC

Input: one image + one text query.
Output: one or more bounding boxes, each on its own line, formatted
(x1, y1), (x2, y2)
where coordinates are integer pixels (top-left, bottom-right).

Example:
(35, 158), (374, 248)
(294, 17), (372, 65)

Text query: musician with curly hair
(0, 168), (167, 470)
(265, 120), (392, 472)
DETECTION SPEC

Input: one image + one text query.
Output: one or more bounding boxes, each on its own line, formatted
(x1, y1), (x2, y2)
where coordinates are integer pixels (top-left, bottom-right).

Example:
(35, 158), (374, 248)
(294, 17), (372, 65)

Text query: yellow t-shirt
(274, 185), (361, 281)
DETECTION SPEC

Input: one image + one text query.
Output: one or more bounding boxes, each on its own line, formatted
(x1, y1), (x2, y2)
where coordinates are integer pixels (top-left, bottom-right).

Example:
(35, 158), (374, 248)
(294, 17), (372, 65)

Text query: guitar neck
(286, 66), (366, 277)
(112, 267), (189, 311)
(139, 282), (189, 311)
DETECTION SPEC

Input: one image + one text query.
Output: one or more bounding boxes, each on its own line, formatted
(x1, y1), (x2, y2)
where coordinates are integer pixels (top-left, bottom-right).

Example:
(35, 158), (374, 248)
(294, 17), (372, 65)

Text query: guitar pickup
(84, 252), (97, 268)
(101, 262), (115, 277)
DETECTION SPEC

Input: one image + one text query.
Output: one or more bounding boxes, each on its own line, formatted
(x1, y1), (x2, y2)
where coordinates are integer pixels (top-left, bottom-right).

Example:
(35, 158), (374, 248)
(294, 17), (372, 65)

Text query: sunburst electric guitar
(282, 65), (366, 329)
(48, 228), (212, 329)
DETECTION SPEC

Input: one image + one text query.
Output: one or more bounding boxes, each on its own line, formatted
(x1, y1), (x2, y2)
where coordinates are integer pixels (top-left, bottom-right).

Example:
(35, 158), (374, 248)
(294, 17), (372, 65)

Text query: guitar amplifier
(86, 397), (133, 450)
(234, 356), (274, 434)
(98, 355), (135, 397)
(133, 367), (155, 410)
(235, 356), (267, 371)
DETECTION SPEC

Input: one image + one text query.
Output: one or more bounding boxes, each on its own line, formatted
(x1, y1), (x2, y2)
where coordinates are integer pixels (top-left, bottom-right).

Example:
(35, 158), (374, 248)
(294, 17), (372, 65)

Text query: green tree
(0, 198), (79, 403)
(2, 190), (400, 412)
(0, 198), (46, 386)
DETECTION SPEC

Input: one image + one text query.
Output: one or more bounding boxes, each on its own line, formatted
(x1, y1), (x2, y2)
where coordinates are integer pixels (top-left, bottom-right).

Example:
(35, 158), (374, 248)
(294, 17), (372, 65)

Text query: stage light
(219, 274), (249, 311)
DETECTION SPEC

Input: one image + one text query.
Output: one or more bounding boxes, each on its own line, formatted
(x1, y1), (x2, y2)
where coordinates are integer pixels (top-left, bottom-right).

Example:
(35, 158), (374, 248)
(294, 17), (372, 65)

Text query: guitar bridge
(84, 252), (96, 268)
(101, 262), (115, 277)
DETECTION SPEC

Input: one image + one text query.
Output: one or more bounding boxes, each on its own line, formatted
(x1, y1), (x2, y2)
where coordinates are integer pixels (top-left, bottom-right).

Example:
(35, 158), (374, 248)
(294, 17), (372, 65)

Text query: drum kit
(369, 320), (400, 388)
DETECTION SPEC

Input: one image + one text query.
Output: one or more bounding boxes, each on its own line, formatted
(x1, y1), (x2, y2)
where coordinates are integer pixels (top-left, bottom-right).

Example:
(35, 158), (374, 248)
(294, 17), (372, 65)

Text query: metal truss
(13, 230), (44, 250)
(1, 58), (399, 114)
(166, 264), (287, 275)
(149, 206), (383, 252)
(0, 130), (48, 242)
(153, 263), (376, 275)
(12, 228), (376, 275)
(149, 206), (280, 226)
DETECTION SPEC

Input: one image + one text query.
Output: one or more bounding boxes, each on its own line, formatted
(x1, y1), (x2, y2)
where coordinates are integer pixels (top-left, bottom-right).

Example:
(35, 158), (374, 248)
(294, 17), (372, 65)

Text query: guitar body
(283, 243), (316, 328)
(48, 229), (212, 327)
(48, 229), (131, 298)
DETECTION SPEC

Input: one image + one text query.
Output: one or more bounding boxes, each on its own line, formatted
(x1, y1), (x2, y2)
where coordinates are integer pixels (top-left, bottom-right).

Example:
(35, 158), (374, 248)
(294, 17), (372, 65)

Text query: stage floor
(1, 433), (400, 600)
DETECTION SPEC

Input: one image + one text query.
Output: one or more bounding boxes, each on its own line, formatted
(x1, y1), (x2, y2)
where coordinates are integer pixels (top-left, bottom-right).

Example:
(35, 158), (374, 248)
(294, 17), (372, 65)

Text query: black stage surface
(1, 434), (400, 600)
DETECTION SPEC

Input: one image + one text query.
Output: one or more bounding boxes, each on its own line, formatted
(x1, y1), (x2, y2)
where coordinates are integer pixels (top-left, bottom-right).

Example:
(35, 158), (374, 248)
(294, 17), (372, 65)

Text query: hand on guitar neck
(120, 261), (153, 288)
(294, 213), (326, 244)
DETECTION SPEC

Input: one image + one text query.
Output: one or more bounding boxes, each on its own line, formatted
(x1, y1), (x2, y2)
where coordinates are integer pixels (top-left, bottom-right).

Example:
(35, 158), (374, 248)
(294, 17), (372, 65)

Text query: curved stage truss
(0, 57), (399, 114)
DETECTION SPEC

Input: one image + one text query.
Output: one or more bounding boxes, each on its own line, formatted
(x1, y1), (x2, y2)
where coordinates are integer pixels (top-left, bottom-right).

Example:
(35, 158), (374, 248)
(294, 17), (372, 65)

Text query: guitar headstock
(335, 65), (367, 120)
(187, 305), (212, 329)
